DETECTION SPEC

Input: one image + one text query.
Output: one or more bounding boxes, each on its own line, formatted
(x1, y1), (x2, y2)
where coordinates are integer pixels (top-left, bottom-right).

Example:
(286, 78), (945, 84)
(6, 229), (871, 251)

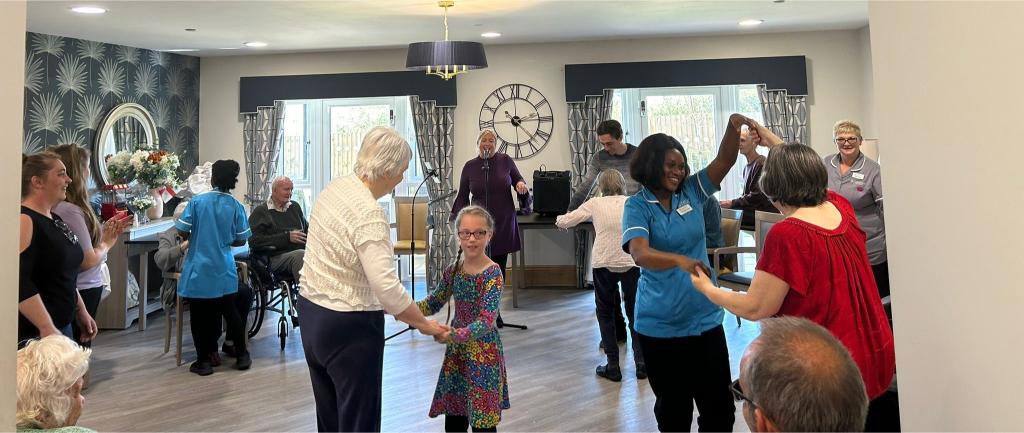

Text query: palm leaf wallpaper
(23, 32), (200, 176)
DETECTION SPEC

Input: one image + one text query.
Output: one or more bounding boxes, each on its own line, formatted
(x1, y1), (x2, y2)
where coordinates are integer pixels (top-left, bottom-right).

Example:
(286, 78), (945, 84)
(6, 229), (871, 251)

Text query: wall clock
(478, 83), (554, 160)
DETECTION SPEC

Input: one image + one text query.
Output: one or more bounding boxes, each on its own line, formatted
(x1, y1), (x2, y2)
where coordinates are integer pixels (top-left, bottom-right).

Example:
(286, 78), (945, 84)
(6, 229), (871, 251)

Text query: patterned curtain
(757, 84), (809, 145)
(411, 96), (457, 291)
(566, 89), (614, 189)
(241, 101), (285, 206)
(566, 89), (613, 288)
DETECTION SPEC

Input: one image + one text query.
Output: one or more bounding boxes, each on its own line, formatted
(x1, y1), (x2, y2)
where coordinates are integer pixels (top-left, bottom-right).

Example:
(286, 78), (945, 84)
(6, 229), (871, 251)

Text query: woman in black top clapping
(19, 152), (94, 347)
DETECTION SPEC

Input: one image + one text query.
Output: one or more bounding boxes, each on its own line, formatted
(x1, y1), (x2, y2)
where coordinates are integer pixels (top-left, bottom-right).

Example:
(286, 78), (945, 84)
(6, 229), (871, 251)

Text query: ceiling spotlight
(71, 6), (107, 14)
(165, 49), (199, 52)
(739, 19), (764, 27)
(481, 32), (502, 38)
(243, 41), (268, 48)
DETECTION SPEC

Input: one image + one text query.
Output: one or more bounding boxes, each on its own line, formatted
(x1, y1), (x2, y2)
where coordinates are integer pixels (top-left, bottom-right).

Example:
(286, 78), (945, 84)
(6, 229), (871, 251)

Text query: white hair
(353, 127), (412, 182)
(17, 336), (91, 429)
(271, 176), (292, 190)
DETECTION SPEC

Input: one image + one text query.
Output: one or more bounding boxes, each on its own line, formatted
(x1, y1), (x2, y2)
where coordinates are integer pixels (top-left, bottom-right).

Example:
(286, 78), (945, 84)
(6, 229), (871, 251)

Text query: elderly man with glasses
(733, 317), (869, 432)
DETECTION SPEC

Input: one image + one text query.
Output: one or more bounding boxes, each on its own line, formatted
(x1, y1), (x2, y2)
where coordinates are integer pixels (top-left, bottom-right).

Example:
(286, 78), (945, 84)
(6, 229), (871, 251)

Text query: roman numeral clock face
(478, 83), (554, 160)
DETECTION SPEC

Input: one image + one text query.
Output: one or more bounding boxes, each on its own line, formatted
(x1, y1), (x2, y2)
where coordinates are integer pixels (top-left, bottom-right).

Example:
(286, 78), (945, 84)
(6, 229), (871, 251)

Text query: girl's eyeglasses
(456, 230), (488, 240)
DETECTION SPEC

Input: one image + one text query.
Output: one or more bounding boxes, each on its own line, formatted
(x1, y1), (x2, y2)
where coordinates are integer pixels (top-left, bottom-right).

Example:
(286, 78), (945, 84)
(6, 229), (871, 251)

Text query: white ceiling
(27, 0), (868, 57)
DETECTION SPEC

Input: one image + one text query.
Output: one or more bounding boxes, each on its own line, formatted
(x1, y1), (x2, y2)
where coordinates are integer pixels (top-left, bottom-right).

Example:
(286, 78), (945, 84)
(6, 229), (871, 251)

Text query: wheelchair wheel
(278, 317), (287, 351)
(247, 269), (268, 338)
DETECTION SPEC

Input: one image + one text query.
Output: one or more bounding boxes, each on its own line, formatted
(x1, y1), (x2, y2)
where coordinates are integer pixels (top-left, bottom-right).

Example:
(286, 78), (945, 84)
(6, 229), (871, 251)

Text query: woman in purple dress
(450, 129), (529, 282)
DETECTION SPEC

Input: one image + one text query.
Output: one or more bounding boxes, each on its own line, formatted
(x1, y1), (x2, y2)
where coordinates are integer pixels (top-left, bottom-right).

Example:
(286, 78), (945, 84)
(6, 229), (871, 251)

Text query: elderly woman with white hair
(16, 335), (94, 433)
(556, 169), (645, 382)
(298, 126), (449, 432)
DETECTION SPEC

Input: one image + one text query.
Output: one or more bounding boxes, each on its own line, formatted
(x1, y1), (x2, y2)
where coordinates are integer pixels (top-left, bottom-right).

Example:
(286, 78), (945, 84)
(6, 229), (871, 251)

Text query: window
(612, 84), (765, 201)
(277, 96), (425, 280)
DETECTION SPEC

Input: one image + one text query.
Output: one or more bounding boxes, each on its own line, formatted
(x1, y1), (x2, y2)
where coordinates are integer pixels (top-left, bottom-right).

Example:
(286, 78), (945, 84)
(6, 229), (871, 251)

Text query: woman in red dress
(690, 122), (896, 431)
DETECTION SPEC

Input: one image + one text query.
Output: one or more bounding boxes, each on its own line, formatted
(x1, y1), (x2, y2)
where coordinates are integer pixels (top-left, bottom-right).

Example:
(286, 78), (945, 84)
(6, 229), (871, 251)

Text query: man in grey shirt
(568, 120), (640, 211)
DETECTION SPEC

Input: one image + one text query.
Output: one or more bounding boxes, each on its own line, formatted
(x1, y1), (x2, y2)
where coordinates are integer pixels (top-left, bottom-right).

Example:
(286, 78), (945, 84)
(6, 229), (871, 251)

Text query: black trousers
(224, 282), (254, 347)
(871, 261), (890, 299)
(865, 390), (901, 432)
(73, 286), (104, 347)
(592, 267), (643, 365)
(187, 293), (246, 362)
(298, 296), (385, 433)
(638, 325), (735, 432)
(445, 415), (497, 432)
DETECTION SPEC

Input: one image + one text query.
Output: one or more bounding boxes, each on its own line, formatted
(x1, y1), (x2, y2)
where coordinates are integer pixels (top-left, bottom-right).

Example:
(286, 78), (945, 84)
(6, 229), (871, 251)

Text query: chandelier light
(406, 0), (488, 80)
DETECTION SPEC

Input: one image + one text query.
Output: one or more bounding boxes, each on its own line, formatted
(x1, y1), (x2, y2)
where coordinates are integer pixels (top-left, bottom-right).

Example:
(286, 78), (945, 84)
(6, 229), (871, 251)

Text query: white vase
(146, 188), (164, 220)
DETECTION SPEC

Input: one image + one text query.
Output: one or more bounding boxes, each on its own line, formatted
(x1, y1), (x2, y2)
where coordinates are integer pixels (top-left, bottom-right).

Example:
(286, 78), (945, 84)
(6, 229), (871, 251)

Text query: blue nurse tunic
(175, 191), (251, 299)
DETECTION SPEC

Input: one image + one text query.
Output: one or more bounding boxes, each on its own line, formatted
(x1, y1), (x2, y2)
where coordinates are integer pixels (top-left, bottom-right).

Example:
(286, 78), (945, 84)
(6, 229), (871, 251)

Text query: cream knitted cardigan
(299, 175), (412, 313)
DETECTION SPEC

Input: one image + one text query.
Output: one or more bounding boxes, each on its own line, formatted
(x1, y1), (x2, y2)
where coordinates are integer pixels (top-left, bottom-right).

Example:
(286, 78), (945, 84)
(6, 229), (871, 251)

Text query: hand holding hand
(515, 181), (528, 195)
(289, 230), (307, 245)
(433, 331), (452, 344)
(417, 320), (450, 337)
(690, 266), (715, 295)
(729, 113), (752, 133)
(747, 118), (783, 147)
(180, 240), (189, 253)
(677, 256), (712, 280)
(719, 200), (732, 209)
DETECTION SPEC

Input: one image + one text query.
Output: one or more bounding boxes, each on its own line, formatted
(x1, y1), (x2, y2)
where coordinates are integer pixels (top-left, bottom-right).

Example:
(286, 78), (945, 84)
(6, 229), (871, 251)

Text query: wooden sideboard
(95, 218), (174, 330)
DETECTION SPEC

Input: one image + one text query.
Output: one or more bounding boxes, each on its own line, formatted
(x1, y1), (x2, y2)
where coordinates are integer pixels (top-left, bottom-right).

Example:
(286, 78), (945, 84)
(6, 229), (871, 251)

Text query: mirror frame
(92, 103), (160, 187)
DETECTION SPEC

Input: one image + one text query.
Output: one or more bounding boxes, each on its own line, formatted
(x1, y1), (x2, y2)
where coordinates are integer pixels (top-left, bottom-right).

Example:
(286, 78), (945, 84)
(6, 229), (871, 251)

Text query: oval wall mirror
(92, 103), (160, 187)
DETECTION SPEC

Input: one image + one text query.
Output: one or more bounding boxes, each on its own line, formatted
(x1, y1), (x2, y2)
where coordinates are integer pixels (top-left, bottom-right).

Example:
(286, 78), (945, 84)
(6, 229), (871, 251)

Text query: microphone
(424, 168), (438, 177)
(482, 149), (492, 171)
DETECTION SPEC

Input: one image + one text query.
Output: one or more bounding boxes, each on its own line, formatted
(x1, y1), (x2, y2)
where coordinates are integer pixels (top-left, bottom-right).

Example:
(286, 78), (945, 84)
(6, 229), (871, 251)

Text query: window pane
(328, 104), (391, 180)
(737, 86), (764, 124)
(280, 103), (307, 181)
(644, 94), (718, 172)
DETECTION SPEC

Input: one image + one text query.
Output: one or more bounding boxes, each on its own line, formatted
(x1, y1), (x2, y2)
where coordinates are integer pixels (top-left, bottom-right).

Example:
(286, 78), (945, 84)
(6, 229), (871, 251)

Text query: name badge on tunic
(852, 172), (865, 180)
(677, 204), (693, 216)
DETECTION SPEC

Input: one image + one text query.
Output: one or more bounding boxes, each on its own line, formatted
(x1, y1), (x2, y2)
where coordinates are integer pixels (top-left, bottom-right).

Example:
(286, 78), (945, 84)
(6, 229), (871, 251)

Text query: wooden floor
(79, 287), (760, 432)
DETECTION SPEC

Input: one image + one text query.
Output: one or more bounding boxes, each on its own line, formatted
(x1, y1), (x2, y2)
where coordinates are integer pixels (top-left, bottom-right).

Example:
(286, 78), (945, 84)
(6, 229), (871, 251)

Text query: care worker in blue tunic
(621, 114), (747, 432)
(176, 159), (252, 376)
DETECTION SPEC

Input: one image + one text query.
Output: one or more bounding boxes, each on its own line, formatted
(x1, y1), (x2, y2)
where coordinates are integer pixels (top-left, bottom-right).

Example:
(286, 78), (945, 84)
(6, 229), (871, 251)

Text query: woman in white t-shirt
(556, 169), (644, 382)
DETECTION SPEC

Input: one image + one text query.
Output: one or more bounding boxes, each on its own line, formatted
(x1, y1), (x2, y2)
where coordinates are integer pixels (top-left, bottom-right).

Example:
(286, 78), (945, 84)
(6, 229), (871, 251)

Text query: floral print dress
(417, 263), (510, 428)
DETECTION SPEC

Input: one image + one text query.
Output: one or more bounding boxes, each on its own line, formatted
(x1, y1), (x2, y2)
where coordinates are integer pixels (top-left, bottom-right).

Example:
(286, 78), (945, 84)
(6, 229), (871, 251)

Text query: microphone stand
(386, 170), (436, 341)
(482, 152), (527, 331)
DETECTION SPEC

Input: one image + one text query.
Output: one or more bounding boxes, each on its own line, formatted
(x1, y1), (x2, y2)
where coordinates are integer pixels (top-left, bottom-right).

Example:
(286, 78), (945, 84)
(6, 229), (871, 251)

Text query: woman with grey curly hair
(298, 126), (449, 432)
(16, 335), (94, 433)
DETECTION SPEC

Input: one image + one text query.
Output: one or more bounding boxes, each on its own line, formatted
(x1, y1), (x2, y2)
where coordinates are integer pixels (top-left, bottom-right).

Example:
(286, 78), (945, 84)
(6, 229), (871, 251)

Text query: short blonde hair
(833, 120), (862, 139)
(17, 336), (91, 429)
(477, 129), (497, 146)
(353, 127), (413, 182)
(597, 169), (625, 197)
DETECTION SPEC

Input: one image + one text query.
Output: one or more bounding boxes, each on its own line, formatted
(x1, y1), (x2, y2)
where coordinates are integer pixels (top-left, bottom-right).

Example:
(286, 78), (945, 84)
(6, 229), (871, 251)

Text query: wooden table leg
(138, 251), (149, 331)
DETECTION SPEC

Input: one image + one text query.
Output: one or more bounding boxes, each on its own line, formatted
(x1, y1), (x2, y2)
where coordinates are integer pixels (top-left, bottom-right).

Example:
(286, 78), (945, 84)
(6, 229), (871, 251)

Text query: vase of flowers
(106, 146), (181, 220)
(129, 195), (154, 225)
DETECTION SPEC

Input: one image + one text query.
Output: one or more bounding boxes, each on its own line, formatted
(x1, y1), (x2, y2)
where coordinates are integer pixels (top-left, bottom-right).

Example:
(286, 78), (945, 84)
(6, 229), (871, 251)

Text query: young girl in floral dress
(417, 205), (509, 432)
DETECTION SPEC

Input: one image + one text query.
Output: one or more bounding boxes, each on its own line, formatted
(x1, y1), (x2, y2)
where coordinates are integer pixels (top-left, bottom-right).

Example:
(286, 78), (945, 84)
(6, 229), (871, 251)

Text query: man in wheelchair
(248, 176), (308, 281)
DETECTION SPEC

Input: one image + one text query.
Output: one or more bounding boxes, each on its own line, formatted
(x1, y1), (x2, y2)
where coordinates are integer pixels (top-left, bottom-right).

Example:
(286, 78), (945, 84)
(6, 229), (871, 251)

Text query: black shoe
(189, 360), (213, 376)
(636, 363), (647, 380)
(235, 352), (252, 370)
(222, 343), (238, 358)
(596, 364), (622, 382)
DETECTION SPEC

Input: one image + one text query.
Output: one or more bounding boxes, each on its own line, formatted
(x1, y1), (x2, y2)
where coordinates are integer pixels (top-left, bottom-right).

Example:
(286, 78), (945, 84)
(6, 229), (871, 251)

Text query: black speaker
(533, 168), (571, 216)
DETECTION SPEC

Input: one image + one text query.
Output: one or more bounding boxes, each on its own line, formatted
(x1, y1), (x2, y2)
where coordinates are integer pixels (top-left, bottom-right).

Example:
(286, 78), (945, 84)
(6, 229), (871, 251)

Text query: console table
(95, 218), (174, 330)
